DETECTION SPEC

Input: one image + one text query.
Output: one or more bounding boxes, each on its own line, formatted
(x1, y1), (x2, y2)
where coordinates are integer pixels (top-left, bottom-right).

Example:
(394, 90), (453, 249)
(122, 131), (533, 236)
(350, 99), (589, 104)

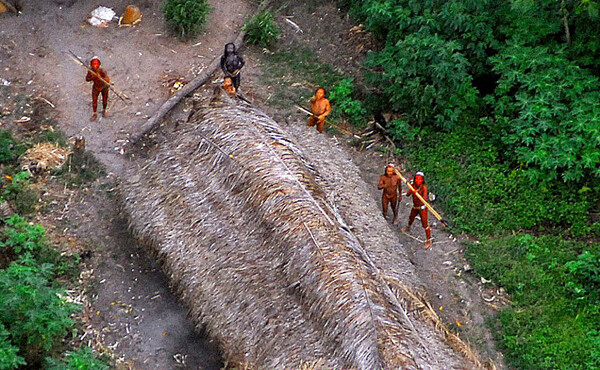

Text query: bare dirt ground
(2, 0), (507, 368)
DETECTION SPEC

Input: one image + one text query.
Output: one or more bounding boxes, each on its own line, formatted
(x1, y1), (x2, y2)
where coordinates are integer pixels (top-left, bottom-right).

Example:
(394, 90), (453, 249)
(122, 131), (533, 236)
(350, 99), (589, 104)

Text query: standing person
(307, 87), (331, 133)
(378, 164), (401, 225)
(220, 43), (245, 90)
(401, 171), (432, 248)
(85, 56), (110, 121)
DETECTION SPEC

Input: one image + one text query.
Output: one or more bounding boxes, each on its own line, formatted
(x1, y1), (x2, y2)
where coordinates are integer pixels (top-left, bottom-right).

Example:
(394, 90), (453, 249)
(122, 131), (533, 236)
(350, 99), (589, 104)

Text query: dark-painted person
(220, 43), (245, 90)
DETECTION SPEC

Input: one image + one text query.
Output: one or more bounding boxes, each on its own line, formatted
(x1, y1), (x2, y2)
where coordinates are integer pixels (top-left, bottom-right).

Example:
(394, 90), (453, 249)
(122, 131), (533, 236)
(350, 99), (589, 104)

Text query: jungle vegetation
(335, 0), (600, 368)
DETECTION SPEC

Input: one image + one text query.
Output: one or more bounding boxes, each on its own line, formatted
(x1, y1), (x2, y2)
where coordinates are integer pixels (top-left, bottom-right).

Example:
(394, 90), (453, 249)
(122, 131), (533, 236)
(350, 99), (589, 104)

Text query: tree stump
(71, 135), (86, 171)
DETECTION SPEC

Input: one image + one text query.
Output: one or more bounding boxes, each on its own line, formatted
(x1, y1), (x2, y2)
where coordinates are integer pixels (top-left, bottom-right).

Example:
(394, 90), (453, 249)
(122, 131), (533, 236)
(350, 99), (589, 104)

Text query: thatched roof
(119, 91), (484, 369)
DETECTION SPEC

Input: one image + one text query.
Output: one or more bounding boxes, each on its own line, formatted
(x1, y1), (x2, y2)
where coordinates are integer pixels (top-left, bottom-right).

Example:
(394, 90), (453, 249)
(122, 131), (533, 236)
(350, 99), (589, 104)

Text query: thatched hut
(120, 90), (484, 369)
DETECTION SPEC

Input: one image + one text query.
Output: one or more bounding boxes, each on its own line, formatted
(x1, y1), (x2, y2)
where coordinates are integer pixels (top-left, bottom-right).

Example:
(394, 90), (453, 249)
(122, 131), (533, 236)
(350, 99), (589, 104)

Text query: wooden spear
(293, 101), (352, 135)
(394, 168), (449, 227)
(66, 50), (130, 103)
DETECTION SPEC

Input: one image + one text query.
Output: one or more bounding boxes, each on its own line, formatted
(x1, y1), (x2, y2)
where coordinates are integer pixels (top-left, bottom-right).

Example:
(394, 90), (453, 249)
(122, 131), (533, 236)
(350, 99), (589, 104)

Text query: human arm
(378, 176), (385, 190)
(100, 69), (110, 84)
(220, 55), (227, 73)
(85, 70), (93, 81)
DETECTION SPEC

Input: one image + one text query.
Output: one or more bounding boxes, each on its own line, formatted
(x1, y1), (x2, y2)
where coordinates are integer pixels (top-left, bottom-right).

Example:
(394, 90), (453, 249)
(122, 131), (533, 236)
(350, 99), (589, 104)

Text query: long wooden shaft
(394, 169), (447, 226)
(67, 51), (129, 103)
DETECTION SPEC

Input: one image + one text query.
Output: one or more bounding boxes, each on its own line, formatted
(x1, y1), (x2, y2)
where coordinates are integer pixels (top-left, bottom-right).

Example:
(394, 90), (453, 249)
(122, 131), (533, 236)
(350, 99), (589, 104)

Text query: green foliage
(162, 0), (210, 40)
(0, 257), (79, 366)
(0, 215), (45, 255)
(565, 250), (600, 304)
(467, 236), (600, 369)
(0, 323), (25, 370)
(488, 45), (600, 184)
(45, 347), (110, 370)
(243, 10), (280, 48)
(401, 125), (593, 235)
(328, 78), (368, 128)
(2, 171), (37, 215)
(0, 215), (81, 278)
(366, 33), (478, 129)
(0, 130), (26, 165)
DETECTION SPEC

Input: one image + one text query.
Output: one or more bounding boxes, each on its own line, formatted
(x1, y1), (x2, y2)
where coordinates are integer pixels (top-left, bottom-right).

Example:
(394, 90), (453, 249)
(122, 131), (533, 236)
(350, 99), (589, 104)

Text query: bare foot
(424, 240), (432, 249)
(102, 110), (110, 118)
(90, 113), (97, 121)
(392, 218), (399, 225)
(401, 226), (410, 232)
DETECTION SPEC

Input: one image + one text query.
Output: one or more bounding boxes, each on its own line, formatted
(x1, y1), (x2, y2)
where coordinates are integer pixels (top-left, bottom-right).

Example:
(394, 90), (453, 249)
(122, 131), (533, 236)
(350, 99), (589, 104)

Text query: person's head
(414, 171), (425, 186)
(223, 76), (233, 88)
(315, 87), (325, 99)
(385, 164), (395, 176)
(224, 43), (236, 56)
(90, 57), (100, 71)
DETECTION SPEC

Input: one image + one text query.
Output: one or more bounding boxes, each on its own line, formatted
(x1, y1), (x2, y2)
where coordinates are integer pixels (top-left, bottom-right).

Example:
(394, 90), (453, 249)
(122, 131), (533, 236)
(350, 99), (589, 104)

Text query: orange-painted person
(222, 76), (236, 97)
(401, 171), (432, 248)
(307, 87), (331, 133)
(378, 164), (401, 225)
(85, 56), (110, 121)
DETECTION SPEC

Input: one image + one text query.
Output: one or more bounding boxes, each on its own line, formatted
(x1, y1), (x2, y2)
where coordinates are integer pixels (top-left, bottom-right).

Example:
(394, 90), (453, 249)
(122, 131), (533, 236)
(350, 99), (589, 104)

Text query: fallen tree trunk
(0, 0), (18, 13)
(129, 0), (273, 145)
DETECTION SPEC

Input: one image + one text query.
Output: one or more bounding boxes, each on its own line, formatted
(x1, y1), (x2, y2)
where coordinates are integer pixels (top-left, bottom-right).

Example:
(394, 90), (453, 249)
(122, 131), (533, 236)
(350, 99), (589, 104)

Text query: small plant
(0, 130), (26, 165)
(2, 172), (37, 215)
(45, 347), (110, 370)
(162, 0), (210, 40)
(243, 11), (280, 48)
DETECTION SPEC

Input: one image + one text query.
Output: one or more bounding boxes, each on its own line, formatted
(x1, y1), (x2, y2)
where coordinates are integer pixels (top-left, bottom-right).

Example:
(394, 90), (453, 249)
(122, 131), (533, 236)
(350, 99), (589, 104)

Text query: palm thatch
(119, 90), (485, 369)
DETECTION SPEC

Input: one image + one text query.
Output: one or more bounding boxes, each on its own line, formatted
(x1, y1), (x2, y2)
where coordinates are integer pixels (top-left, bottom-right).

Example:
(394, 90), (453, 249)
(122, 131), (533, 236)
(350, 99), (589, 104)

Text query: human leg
(91, 88), (99, 121)
(317, 117), (325, 133)
(420, 209), (432, 248)
(391, 197), (399, 225)
(101, 88), (109, 116)
(402, 208), (419, 232)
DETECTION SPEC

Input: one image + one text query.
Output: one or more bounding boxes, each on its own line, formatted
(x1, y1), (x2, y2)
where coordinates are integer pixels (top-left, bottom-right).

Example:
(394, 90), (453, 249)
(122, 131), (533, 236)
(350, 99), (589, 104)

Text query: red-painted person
(85, 56), (110, 121)
(401, 171), (432, 248)
(378, 164), (401, 225)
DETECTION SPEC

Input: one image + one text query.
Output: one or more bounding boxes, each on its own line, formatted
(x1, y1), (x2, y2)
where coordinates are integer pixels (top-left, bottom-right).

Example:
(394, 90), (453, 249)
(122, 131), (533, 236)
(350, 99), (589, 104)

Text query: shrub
(0, 257), (79, 366)
(328, 78), (368, 128)
(0, 130), (26, 165)
(162, 0), (210, 40)
(243, 10), (280, 48)
(2, 172), (37, 215)
(45, 347), (110, 370)
(365, 33), (478, 129)
(488, 45), (600, 184)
